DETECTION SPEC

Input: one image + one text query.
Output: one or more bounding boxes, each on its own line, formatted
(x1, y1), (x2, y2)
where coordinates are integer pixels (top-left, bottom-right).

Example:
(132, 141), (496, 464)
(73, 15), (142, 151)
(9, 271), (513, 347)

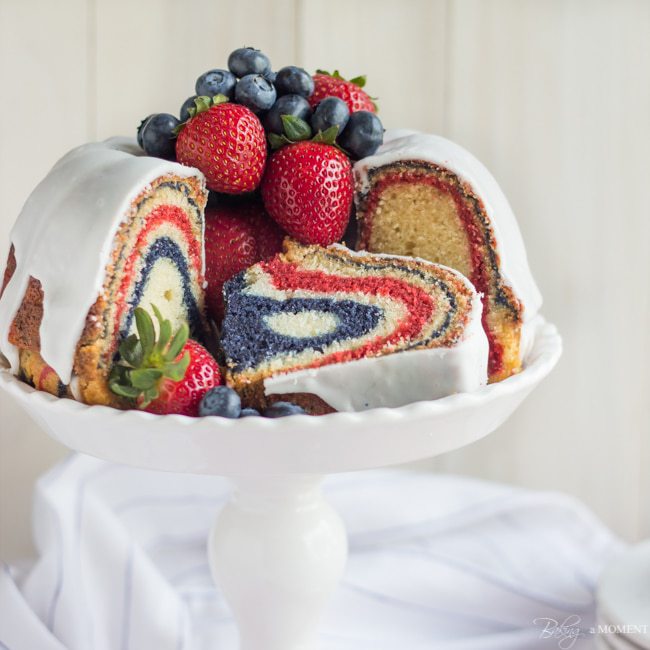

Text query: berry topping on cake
(227, 47), (271, 78)
(204, 198), (284, 321)
(261, 141), (353, 246)
(339, 110), (384, 159)
(274, 66), (315, 98)
(264, 94), (312, 134)
(234, 74), (277, 113)
(310, 96), (350, 137)
(175, 96), (267, 194)
(109, 306), (222, 416)
(310, 70), (376, 113)
(195, 68), (237, 99)
(263, 402), (307, 418)
(199, 385), (242, 418)
(136, 50), (383, 168)
(139, 113), (180, 159)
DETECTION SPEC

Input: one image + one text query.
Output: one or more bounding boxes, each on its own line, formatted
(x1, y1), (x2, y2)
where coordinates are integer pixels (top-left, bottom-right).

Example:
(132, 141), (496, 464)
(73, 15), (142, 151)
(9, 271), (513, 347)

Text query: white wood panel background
(0, 0), (648, 561)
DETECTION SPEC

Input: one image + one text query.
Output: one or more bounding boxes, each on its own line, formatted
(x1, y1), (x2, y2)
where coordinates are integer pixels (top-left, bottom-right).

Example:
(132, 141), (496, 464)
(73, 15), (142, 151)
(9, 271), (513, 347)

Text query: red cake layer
(259, 257), (435, 368)
(112, 204), (204, 348)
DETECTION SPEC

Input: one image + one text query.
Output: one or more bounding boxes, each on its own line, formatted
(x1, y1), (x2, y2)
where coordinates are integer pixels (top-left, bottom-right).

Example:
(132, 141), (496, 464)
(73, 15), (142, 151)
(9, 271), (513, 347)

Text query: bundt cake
(221, 240), (488, 414)
(354, 131), (542, 382)
(0, 138), (208, 406)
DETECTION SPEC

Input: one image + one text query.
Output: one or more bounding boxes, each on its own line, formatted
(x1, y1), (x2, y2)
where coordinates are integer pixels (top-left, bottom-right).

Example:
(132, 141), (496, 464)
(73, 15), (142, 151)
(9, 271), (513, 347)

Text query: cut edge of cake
(353, 130), (542, 382)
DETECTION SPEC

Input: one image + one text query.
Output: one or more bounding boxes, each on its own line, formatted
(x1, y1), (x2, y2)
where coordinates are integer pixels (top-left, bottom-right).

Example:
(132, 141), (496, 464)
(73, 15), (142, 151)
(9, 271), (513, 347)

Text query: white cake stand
(1, 317), (561, 650)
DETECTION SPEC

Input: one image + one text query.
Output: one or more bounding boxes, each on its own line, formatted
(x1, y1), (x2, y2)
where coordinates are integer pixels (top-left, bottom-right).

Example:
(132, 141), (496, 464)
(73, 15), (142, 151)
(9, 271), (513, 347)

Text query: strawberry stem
(108, 305), (190, 407)
(173, 95), (229, 135)
(268, 116), (339, 150)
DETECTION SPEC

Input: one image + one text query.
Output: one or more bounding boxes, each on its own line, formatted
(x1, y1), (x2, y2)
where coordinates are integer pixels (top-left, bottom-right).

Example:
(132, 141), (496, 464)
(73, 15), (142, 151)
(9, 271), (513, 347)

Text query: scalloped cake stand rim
(0, 316), (561, 476)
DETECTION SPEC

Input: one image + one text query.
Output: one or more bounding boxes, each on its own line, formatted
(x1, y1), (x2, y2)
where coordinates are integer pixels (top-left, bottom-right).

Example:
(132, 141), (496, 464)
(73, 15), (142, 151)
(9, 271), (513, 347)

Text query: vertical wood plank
(0, 0), (89, 560)
(297, 0), (448, 132)
(94, 0), (297, 139)
(0, 0), (91, 252)
(432, 0), (650, 540)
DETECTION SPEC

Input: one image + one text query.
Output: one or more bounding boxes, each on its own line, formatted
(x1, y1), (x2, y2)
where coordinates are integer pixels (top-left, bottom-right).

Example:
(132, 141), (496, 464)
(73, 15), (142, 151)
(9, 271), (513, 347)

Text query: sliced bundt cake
(221, 240), (488, 414)
(354, 132), (542, 382)
(0, 138), (208, 406)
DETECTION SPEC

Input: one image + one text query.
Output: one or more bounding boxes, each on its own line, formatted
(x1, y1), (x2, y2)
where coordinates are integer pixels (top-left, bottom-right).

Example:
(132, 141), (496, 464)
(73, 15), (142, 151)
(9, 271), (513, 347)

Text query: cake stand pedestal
(1, 318), (561, 650)
(210, 475), (346, 650)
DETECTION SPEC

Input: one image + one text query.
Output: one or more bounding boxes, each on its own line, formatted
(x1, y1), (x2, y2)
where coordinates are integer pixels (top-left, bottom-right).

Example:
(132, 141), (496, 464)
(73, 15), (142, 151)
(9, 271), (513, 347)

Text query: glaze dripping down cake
(0, 138), (208, 406)
(221, 240), (488, 414)
(354, 131), (542, 382)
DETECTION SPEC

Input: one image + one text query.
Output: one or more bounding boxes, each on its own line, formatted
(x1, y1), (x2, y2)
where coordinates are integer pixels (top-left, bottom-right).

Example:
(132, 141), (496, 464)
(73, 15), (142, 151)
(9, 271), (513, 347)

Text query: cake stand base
(210, 475), (346, 650)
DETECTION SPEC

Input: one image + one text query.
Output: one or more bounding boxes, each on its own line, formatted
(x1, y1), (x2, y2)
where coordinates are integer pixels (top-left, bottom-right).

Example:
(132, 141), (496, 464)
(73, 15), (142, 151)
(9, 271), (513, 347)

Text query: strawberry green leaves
(173, 94), (229, 135)
(282, 114), (312, 141)
(311, 125), (339, 145)
(268, 115), (340, 150)
(108, 305), (190, 407)
(315, 69), (367, 89)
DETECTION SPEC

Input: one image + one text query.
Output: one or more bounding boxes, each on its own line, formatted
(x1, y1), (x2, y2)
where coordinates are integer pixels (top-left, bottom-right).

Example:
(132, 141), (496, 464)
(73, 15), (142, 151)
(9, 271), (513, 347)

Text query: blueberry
(140, 113), (180, 160)
(179, 95), (198, 122)
(195, 69), (237, 99)
(311, 97), (350, 135)
(234, 74), (277, 113)
(199, 386), (242, 418)
(264, 94), (312, 134)
(338, 110), (384, 159)
(274, 66), (314, 98)
(263, 402), (306, 418)
(240, 408), (261, 417)
(228, 47), (271, 78)
(263, 70), (277, 84)
(136, 114), (154, 149)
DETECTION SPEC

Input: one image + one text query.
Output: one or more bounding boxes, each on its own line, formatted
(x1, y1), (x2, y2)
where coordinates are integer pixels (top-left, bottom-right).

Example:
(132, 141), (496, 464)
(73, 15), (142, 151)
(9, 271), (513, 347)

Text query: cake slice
(0, 138), (208, 406)
(221, 240), (488, 414)
(354, 131), (542, 382)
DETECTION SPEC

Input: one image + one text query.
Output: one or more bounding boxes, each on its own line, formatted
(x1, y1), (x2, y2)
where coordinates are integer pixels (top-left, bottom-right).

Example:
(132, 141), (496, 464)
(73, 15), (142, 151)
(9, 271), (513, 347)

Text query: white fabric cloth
(0, 454), (623, 650)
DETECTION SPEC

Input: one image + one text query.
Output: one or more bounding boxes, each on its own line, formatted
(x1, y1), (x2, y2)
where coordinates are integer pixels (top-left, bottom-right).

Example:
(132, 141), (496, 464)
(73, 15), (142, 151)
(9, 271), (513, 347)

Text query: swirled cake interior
(221, 240), (481, 411)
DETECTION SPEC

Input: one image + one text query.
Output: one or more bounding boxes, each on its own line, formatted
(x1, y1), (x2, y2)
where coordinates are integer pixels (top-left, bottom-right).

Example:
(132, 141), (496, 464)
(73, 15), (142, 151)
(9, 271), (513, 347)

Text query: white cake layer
(354, 130), (542, 321)
(264, 248), (489, 411)
(0, 138), (205, 384)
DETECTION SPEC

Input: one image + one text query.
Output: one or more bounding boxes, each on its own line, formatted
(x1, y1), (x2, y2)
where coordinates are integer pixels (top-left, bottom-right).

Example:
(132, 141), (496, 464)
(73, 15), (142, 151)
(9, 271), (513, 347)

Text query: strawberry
(204, 198), (285, 321)
(109, 306), (222, 416)
(175, 96), (267, 194)
(260, 141), (353, 246)
(309, 71), (376, 114)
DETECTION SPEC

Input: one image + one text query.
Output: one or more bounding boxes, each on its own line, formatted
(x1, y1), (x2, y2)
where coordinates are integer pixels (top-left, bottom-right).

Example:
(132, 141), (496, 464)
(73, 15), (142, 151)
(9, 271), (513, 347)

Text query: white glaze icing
(354, 130), (543, 321)
(0, 138), (205, 384)
(264, 248), (489, 411)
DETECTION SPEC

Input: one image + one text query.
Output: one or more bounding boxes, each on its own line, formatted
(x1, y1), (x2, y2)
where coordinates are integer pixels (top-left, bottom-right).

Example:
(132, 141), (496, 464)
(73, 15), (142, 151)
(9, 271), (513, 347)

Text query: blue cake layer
(222, 272), (384, 372)
(120, 236), (203, 340)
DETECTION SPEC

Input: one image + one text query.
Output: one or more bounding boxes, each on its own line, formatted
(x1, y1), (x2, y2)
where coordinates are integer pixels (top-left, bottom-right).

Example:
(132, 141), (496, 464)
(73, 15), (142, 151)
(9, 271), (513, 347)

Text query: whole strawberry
(261, 141), (353, 246)
(109, 306), (223, 417)
(176, 96), (267, 194)
(309, 71), (376, 114)
(205, 199), (284, 321)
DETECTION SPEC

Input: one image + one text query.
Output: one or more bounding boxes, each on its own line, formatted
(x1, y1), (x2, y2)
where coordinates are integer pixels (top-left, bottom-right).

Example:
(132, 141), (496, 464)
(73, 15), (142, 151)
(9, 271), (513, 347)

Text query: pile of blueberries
(198, 385), (306, 419)
(138, 47), (383, 162)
